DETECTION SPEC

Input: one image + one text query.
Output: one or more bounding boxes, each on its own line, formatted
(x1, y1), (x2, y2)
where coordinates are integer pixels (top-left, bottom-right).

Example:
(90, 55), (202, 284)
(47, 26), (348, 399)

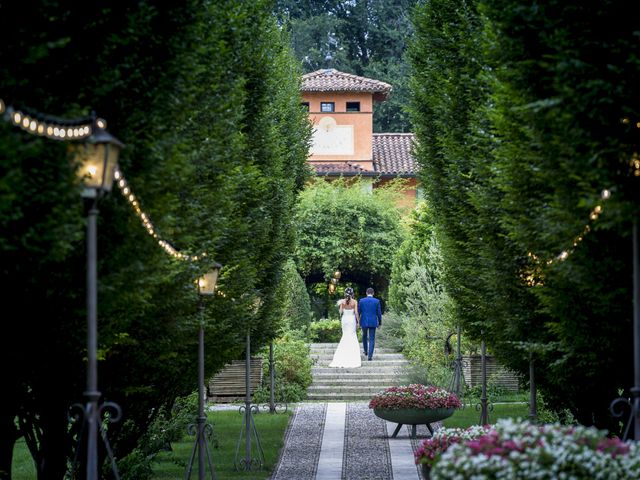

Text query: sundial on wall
(311, 116), (354, 155)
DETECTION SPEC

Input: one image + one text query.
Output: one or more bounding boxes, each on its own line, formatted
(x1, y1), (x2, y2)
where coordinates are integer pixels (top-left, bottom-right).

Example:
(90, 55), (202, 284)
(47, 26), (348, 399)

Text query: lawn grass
(151, 409), (291, 480)
(10, 410), (291, 480)
(442, 402), (529, 429)
(11, 438), (36, 480)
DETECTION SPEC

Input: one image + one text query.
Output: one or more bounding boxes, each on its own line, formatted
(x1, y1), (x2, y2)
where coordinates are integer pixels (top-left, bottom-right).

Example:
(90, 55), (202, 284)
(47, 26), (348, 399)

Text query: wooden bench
(208, 357), (263, 402)
(462, 355), (521, 391)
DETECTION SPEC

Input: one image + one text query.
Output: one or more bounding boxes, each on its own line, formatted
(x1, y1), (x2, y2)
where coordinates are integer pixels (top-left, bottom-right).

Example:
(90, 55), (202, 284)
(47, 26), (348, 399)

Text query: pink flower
(369, 384), (462, 410)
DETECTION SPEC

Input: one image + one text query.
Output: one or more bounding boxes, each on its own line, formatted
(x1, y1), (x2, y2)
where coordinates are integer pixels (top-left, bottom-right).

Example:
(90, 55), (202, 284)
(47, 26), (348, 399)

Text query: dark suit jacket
(358, 296), (382, 328)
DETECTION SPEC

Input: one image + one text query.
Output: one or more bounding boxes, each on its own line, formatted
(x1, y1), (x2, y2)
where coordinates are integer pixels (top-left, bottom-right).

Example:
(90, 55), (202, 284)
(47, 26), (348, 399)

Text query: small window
(301, 102), (309, 111)
(320, 102), (335, 112)
(346, 102), (360, 112)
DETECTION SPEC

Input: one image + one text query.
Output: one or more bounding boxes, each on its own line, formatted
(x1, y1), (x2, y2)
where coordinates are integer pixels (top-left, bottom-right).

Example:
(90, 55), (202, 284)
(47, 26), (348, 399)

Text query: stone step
(308, 342), (408, 401)
(308, 385), (389, 394)
(306, 392), (375, 401)
(311, 373), (400, 381)
(312, 366), (409, 375)
(310, 345), (398, 354)
(311, 353), (406, 360)
(312, 360), (409, 369)
(311, 377), (398, 385)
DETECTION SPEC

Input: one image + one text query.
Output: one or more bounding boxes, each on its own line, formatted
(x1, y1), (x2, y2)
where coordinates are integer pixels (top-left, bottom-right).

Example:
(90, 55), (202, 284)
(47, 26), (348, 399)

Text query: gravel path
(271, 402), (427, 480)
(270, 402), (327, 480)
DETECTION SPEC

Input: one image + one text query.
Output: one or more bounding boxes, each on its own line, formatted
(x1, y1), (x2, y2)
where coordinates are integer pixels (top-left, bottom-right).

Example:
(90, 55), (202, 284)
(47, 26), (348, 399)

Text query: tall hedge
(409, 0), (639, 431)
(0, 1), (310, 476)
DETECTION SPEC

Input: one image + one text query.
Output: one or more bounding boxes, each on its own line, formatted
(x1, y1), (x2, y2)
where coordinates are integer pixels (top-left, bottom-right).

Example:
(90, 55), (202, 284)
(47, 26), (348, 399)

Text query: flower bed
(414, 425), (489, 468)
(368, 384), (462, 410)
(422, 419), (640, 479)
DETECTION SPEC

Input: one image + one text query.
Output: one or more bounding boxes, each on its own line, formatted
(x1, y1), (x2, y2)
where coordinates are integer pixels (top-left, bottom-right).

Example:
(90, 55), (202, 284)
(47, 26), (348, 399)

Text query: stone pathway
(271, 402), (431, 480)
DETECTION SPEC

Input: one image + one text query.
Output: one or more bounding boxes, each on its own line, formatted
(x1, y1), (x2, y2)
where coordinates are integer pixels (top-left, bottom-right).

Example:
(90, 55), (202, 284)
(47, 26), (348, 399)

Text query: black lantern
(73, 122), (123, 198)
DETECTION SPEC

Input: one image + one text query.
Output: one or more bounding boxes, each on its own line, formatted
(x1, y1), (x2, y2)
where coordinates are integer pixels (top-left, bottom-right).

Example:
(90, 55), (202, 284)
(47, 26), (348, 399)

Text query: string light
(1, 97), (207, 263)
(1, 97), (95, 141)
(113, 167), (206, 262)
(631, 151), (640, 177)
(523, 189), (613, 286)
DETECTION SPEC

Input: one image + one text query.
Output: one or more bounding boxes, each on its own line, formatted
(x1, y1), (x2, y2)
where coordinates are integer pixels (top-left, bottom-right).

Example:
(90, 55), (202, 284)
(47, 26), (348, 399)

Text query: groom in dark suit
(358, 287), (382, 361)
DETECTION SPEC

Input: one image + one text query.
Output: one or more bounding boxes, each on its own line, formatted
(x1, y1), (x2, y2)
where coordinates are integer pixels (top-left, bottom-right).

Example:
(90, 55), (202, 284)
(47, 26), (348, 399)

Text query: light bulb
(87, 165), (97, 177)
(601, 189), (611, 200)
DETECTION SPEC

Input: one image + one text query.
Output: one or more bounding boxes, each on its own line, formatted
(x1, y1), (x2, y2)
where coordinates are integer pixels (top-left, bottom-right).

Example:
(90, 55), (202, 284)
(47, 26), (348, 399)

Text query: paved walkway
(271, 402), (432, 480)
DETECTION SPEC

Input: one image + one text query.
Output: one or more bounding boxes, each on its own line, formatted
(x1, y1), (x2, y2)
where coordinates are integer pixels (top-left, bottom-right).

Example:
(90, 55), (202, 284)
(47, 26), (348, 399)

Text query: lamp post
(185, 263), (222, 480)
(632, 219), (640, 441)
(234, 296), (265, 471)
(613, 219), (640, 440)
(72, 118), (124, 480)
(479, 339), (489, 425)
(475, 335), (492, 426)
(529, 352), (538, 423)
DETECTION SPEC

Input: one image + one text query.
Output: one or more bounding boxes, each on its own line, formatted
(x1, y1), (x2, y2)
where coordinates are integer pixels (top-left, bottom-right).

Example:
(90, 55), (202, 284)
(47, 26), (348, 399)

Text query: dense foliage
(278, 259), (313, 333)
(409, 0), (640, 432)
(383, 203), (461, 387)
(308, 319), (342, 343)
(294, 178), (405, 296)
(254, 332), (314, 403)
(0, 1), (310, 477)
(274, 0), (414, 132)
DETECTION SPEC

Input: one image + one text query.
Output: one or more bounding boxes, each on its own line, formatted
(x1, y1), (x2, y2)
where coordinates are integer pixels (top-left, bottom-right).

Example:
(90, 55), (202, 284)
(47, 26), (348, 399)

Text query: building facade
(300, 68), (418, 206)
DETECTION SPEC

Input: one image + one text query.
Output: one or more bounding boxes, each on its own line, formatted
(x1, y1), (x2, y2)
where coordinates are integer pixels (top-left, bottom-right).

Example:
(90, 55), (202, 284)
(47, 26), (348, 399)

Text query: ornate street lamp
(73, 122), (123, 199)
(186, 262), (222, 480)
(71, 118), (124, 480)
(234, 295), (265, 471)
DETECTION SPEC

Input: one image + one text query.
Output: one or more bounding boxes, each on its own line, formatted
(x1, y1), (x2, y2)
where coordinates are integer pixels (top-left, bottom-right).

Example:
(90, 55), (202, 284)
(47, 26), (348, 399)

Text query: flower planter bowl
(373, 407), (455, 439)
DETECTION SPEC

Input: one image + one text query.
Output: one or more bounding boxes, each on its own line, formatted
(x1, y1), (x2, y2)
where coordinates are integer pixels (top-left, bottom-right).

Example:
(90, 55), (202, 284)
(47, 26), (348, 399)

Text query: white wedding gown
(329, 309), (361, 368)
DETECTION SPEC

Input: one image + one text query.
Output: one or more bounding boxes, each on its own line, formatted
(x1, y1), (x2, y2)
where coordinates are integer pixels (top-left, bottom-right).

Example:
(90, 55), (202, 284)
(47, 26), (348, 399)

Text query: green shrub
(118, 448), (153, 480)
(536, 391), (577, 425)
(309, 319), (342, 343)
(253, 381), (308, 404)
(376, 310), (405, 351)
(279, 259), (313, 333)
(118, 392), (198, 480)
(257, 331), (313, 403)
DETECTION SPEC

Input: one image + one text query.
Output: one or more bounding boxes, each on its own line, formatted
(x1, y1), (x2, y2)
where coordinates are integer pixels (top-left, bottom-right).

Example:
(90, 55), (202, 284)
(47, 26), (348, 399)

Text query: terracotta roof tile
(372, 133), (417, 175)
(313, 162), (369, 175)
(302, 69), (392, 100)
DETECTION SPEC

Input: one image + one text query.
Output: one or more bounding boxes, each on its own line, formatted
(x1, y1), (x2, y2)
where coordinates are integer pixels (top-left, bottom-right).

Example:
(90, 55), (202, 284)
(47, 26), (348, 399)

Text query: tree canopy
(294, 178), (406, 299)
(274, 0), (414, 132)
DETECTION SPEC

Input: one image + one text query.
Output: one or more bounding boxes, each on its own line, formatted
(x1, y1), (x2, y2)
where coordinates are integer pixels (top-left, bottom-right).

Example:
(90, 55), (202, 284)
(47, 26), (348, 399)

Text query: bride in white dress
(329, 287), (362, 368)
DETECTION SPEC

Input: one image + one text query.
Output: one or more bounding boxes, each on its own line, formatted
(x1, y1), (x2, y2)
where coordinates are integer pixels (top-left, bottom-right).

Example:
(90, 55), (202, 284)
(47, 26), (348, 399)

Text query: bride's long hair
(344, 287), (354, 307)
